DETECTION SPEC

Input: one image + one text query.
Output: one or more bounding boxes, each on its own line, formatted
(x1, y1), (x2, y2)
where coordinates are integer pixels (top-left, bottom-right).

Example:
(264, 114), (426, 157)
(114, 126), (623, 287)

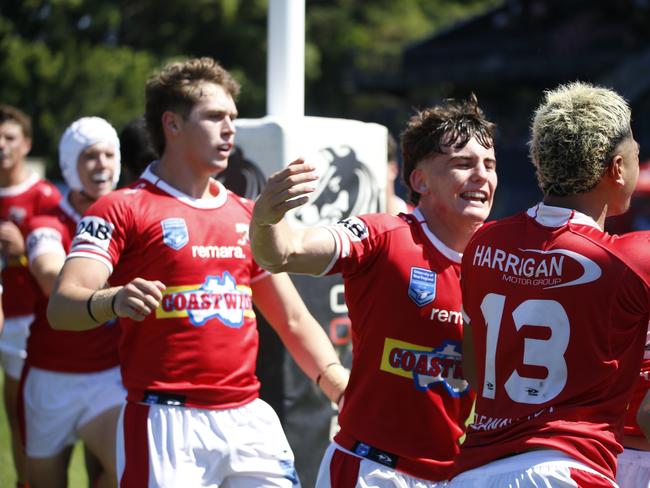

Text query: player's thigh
(21, 367), (84, 458)
(77, 366), (125, 471)
(4, 373), (20, 418)
(27, 444), (73, 488)
(616, 449), (650, 488)
(79, 404), (121, 473)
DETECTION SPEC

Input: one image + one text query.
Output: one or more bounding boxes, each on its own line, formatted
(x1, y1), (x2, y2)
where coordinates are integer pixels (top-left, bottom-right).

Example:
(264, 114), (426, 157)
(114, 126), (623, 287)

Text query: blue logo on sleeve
(408, 267), (436, 306)
(161, 218), (189, 250)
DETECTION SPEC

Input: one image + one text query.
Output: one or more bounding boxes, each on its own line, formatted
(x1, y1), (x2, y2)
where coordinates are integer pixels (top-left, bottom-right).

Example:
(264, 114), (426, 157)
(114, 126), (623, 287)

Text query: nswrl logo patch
(408, 267), (436, 307)
(161, 218), (189, 251)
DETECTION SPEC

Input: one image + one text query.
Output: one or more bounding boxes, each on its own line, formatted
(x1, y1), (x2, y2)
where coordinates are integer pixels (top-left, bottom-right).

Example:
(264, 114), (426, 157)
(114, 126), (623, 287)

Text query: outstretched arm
(252, 272), (348, 405)
(48, 257), (166, 331)
(251, 159), (337, 276)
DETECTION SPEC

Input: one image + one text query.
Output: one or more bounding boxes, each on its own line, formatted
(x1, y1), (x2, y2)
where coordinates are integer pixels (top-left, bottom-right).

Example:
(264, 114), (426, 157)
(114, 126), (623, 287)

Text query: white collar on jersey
(0, 170), (40, 197)
(413, 207), (462, 263)
(59, 192), (81, 222)
(140, 163), (228, 210)
(526, 202), (601, 230)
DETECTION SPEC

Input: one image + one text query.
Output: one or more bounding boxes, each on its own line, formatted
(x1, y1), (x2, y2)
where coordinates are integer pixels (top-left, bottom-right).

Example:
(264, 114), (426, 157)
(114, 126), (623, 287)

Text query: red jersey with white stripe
(25, 198), (120, 372)
(324, 209), (475, 481)
(457, 203), (650, 480)
(67, 167), (268, 409)
(0, 173), (61, 317)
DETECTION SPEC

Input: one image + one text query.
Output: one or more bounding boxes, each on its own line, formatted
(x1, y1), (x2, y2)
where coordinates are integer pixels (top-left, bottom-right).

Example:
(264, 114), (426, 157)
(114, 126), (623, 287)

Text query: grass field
(0, 372), (88, 487)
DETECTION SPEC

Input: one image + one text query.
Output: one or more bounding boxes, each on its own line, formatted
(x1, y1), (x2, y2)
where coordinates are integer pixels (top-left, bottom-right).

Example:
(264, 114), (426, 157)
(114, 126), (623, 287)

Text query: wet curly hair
(530, 82), (632, 196)
(400, 94), (496, 205)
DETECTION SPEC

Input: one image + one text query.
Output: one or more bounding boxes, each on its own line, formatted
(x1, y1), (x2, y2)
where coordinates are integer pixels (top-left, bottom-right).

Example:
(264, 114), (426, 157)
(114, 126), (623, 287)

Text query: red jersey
(324, 208), (475, 481)
(25, 198), (120, 372)
(0, 172), (61, 317)
(67, 167), (268, 409)
(458, 203), (650, 480)
(623, 330), (650, 437)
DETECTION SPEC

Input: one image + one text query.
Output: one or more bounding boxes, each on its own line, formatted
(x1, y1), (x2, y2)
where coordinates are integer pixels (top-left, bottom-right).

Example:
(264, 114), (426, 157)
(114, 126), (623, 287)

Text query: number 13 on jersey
(480, 293), (569, 405)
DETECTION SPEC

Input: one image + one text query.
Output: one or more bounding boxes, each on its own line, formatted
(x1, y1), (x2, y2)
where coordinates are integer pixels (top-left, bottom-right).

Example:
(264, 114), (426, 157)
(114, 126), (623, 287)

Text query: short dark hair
(145, 57), (240, 155)
(0, 104), (32, 139)
(400, 94), (496, 205)
(120, 116), (157, 179)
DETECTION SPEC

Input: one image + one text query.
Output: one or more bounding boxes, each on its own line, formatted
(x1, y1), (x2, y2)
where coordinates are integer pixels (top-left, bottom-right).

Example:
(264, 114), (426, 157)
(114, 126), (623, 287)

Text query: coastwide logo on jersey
(156, 272), (254, 327)
(380, 337), (469, 397)
(408, 267), (436, 306)
(472, 245), (602, 289)
(161, 218), (189, 251)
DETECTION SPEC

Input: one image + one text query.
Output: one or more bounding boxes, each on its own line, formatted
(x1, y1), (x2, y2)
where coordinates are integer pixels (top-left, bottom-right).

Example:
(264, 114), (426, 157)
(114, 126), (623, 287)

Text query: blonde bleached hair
(530, 81), (631, 196)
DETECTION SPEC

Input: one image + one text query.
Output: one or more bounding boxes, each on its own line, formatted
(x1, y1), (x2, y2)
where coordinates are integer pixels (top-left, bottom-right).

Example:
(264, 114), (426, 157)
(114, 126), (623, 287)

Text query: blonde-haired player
(452, 82), (649, 487)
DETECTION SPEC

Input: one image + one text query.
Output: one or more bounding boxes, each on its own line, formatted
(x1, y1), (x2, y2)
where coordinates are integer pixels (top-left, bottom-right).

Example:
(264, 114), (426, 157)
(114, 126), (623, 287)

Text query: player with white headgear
(21, 116), (124, 488)
(59, 116), (121, 201)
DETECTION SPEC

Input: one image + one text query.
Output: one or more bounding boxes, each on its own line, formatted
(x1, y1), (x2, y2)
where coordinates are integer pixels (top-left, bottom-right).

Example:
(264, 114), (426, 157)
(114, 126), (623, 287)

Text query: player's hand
(0, 220), (25, 258)
(114, 278), (166, 321)
(253, 158), (319, 226)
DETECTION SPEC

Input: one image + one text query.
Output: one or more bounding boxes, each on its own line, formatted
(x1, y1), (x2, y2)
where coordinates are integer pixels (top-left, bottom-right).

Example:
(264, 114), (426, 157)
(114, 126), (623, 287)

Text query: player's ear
(409, 168), (428, 195)
(605, 154), (625, 187)
(22, 136), (32, 157)
(162, 112), (182, 136)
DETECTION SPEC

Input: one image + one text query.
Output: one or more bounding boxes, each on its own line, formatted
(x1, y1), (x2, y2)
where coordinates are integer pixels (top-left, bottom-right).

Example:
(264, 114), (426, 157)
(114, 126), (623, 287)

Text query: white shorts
(0, 314), (32, 379)
(116, 397), (300, 488)
(617, 448), (650, 488)
(448, 450), (618, 488)
(21, 365), (125, 457)
(315, 442), (445, 488)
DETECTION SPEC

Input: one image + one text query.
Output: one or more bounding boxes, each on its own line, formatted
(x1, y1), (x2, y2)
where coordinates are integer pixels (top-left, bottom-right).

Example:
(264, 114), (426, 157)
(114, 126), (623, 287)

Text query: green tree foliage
(0, 1), (157, 177)
(0, 0), (499, 175)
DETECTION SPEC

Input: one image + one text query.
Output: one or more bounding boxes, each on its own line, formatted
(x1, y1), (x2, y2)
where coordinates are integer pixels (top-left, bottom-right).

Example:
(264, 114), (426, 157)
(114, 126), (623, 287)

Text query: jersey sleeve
(25, 214), (66, 263)
(320, 214), (384, 278)
(614, 231), (650, 310)
(67, 192), (133, 275)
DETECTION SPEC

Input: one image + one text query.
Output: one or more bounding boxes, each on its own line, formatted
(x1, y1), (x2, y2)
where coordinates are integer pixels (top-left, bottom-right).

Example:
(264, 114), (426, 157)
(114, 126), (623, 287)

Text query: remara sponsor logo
(191, 245), (245, 259)
(429, 308), (463, 325)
